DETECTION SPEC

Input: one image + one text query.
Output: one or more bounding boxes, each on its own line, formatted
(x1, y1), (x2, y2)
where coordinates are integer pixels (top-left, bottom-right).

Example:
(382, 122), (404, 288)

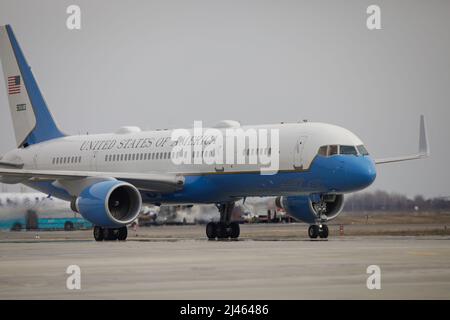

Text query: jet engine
(74, 180), (142, 227)
(275, 194), (344, 223)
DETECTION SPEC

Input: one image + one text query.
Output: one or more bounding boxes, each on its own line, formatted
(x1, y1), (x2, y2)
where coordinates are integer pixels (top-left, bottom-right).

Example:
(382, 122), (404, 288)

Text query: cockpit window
(340, 145), (358, 155)
(318, 146), (328, 156)
(357, 145), (369, 156)
(317, 144), (369, 157)
(328, 145), (338, 156)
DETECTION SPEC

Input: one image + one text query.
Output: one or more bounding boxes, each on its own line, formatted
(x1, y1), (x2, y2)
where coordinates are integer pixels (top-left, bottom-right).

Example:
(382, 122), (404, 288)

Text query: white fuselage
(2, 122), (364, 176)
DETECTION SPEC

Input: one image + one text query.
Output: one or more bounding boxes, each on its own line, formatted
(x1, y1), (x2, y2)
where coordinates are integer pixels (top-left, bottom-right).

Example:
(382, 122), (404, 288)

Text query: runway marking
(407, 251), (438, 256)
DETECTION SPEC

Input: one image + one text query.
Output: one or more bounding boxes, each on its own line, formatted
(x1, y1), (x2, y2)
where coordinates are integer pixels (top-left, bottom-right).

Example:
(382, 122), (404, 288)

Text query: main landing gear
(206, 202), (240, 240)
(93, 226), (128, 241)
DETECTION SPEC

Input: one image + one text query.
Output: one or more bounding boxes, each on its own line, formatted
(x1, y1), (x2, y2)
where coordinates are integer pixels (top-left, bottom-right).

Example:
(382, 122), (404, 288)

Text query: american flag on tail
(8, 75), (21, 95)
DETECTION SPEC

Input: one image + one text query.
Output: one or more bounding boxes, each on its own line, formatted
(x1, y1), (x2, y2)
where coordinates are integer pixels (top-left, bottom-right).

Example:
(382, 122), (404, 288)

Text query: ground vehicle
(1, 212), (92, 231)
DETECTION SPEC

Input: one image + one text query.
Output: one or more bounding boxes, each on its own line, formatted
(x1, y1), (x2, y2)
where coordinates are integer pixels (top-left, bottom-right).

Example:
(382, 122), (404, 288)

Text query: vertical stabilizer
(0, 25), (64, 147)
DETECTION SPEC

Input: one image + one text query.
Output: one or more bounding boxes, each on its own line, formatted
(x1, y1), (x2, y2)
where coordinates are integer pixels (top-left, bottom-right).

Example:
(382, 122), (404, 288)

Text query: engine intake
(76, 180), (142, 227)
(275, 194), (344, 223)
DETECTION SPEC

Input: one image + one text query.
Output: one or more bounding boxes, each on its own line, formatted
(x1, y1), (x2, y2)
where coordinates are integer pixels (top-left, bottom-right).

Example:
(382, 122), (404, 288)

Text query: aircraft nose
(348, 157), (377, 189)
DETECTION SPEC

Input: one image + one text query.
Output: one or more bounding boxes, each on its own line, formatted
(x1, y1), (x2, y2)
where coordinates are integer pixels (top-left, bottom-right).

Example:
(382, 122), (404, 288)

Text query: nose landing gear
(308, 196), (330, 239)
(308, 224), (329, 239)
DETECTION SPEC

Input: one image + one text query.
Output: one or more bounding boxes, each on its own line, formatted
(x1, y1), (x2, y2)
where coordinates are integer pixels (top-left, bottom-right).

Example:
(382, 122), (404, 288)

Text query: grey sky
(0, 0), (449, 197)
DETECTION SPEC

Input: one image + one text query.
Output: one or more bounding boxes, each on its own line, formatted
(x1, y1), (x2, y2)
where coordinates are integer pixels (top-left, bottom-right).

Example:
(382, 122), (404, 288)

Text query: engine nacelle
(75, 180), (142, 227)
(275, 194), (344, 223)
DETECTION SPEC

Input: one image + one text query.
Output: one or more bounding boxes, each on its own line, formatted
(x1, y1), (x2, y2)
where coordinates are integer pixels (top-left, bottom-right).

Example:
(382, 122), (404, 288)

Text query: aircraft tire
(319, 225), (329, 239)
(206, 222), (217, 239)
(103, 228), (118, 241)
(229, 222), (240, 239)
(93, 226), (104, 241)
(216, 222), (228, 239)
(117, 226), (128, 241)
(308, 225), (319, 239)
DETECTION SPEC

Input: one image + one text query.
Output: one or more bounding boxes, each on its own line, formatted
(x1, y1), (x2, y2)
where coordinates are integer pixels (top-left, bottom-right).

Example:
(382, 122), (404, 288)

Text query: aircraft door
(33, 153), (38, 169)
(293, 136), (308, 170)
(32, 144), (42, 169)
(90, 151), (98, 171)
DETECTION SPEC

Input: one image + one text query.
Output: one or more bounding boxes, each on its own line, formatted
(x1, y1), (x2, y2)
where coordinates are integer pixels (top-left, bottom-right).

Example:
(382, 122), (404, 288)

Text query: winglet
(375, 115), (430, 164)
(419, 115), (429, 157)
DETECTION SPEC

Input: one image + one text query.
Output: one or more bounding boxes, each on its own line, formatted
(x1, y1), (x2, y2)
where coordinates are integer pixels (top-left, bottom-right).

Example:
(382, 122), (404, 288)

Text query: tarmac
(0, 224), (450, 299)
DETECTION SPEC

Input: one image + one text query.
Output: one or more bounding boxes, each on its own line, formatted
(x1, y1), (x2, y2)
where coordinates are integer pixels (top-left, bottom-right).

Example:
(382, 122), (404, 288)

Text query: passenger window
(328, 145), (338, 156)
(318, 146), (327, 156)
(340, 145), (358, 155)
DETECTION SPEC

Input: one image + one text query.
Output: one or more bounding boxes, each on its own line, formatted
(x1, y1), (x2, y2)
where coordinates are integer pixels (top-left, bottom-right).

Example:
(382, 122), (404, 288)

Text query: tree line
(344, 190), (450, 212)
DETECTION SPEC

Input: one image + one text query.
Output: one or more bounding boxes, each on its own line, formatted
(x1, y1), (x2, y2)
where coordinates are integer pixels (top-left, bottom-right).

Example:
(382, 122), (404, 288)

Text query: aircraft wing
(375, 115), (430, 164)
(0, 168), (184, 193)
(0, 160), (24, 168)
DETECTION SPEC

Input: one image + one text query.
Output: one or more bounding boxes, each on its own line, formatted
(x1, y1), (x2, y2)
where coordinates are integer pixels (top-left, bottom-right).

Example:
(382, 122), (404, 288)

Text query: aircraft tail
(0, 25), (64, 148)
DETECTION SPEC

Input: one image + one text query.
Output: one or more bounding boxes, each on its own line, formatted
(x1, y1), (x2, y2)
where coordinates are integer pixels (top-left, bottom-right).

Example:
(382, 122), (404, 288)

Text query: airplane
(0, 25), (429, 241)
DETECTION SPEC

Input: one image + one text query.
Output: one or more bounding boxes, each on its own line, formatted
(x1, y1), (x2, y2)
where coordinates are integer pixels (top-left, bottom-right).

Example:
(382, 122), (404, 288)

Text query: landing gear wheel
(216, 222), (228, 239)
(319, 225), (329, 239)
(229, 222), (240, 239)
(308, 225), (319, 239)
(117, 226), (128, 241)
(206, 222), (217, 240)
(93, 226), (104, 241)
(103, 228), (118, 241)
